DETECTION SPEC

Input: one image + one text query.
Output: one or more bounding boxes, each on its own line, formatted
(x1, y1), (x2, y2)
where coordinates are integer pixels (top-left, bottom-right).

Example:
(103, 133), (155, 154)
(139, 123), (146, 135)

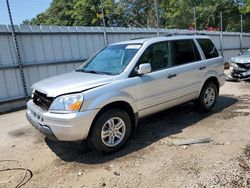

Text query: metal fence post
(240, 14), (243, 52)
(154, 0), (160, 37)
(220, 11), (224, 60)
(6, 0), (28, 99)
(193, 2), (197, 31)
(100, 0), (108, 46)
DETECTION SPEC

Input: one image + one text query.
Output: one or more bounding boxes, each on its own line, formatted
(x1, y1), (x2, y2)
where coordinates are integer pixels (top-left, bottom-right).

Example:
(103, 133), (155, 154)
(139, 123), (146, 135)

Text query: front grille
(33, 90), (53, 111)
(237, 63), (250, 70)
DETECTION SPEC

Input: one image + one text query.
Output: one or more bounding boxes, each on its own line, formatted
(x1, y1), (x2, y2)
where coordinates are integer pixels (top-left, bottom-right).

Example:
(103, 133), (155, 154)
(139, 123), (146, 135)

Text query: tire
(90, 109), (132, 153)
(196, 82), (218, 111)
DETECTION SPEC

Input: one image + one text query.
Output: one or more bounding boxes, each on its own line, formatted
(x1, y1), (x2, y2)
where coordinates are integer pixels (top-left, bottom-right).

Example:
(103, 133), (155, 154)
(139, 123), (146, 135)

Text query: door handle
(167, 74), (177, 79)
(199, 66), (206, 70)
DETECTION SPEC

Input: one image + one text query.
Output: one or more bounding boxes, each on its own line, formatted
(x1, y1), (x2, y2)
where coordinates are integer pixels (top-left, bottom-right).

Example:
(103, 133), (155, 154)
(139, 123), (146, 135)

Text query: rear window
(197, 39), (219, 59)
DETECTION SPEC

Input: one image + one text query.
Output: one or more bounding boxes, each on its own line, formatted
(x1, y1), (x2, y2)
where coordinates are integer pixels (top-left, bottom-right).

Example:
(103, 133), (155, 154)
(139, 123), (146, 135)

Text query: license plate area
(31, 110), (44, 123)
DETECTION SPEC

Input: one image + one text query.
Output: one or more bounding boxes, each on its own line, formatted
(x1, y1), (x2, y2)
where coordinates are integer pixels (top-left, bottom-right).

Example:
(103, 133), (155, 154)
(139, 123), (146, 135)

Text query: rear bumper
(26, 100), (99, 141)
(219, 73), (226, 87)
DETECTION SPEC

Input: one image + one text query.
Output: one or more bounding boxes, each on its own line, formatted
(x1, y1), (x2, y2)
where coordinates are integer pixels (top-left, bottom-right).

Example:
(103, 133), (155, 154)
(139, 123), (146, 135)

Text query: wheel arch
(87, 101), (138, 139)
(199, 76), (220, 97)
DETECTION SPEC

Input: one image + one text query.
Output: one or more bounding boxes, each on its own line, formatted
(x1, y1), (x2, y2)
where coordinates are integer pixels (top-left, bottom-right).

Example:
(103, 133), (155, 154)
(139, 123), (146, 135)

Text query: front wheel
(90, 109), (132, 153)
(196, 82), (218, 111)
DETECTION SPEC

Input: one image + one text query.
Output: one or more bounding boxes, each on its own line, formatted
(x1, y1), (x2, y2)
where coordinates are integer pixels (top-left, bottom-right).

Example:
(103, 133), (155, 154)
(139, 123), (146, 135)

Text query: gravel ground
(0, 76), (250, 187)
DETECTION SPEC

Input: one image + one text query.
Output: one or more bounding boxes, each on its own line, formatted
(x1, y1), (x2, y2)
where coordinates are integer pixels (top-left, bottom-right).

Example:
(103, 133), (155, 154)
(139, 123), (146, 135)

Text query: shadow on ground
(46, 95), (238, 164)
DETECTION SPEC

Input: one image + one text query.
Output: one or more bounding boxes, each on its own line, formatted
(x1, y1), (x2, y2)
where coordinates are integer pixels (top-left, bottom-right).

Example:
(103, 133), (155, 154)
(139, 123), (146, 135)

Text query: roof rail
(164, 32), (206, 37)
(130, 37), (148, 40)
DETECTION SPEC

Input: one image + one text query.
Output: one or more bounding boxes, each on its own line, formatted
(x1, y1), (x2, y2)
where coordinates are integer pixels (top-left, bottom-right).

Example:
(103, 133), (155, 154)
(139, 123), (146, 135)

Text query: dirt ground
(0, 75), (250, 188)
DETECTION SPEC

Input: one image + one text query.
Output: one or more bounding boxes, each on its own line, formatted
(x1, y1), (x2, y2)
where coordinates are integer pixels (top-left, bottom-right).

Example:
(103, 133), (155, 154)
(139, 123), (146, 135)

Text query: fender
(82, 90), (138, 114)
(198, 70), (220, 96)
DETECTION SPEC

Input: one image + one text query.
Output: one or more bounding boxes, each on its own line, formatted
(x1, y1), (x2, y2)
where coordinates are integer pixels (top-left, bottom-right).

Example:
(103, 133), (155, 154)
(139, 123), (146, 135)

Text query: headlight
(229, 62), (239, 68)
(50, 93), (83, 112)
(31, 89), (35, 98)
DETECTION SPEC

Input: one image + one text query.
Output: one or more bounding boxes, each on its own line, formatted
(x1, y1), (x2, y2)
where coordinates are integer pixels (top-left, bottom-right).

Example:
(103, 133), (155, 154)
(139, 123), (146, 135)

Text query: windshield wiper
(76, 69), (116, 75)
(76, 69), (99, 74)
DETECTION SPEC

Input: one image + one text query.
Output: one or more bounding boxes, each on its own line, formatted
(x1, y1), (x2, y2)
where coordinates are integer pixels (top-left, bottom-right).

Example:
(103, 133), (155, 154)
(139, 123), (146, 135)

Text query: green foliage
(159, 0), (242, 31)
(241, 0), (250, 13)
(197, 0), (240, 31)
(24, 0), (250, 32)
(159, 0), (193, 29)
(26, 0), (74, 25)
(70, 0), (101, 26)
(119, 0), (157, 27)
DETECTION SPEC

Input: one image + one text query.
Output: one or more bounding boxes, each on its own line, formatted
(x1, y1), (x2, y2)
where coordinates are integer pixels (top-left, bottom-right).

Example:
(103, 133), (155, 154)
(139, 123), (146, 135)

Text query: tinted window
(171, 40), (201, 66)
(139, 42), (171, 71)
(197, 39), (219, 59)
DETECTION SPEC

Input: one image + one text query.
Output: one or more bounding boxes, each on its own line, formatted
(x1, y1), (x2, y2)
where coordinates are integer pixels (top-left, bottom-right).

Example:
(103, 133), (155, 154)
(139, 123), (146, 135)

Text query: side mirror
(239, 52), (243, 56)
(136, 63), (151, 75)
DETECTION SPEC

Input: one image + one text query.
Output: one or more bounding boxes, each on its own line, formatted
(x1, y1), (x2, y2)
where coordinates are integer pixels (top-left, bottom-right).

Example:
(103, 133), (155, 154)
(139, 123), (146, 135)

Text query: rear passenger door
(196, 38), (221, 78)
(170, 39), (205, 98)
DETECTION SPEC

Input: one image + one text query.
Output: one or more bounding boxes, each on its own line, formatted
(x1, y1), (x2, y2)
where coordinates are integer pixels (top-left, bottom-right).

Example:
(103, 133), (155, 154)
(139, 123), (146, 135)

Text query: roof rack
(130, 37), (148, 40)
(164, 32), (206, 37)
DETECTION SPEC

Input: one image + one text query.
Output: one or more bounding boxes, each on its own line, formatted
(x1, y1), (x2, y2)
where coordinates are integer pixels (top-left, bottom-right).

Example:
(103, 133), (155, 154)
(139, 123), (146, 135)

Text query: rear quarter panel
(197, 56), (224, 96)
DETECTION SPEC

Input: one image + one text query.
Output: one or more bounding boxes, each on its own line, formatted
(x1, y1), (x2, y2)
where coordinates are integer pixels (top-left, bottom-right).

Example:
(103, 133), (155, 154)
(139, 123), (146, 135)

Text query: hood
(231, 55), (250, 64)
(32, 71), (115, 97)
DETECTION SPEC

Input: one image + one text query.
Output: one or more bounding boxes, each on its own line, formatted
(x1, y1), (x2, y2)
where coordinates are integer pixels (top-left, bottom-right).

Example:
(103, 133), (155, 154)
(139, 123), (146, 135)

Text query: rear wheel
(196, 82), (218, 111)
(90, 109), (131, 153)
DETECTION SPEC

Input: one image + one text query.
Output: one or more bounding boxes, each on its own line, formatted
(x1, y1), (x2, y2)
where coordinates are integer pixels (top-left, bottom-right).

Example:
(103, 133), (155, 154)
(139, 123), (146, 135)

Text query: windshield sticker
(125, 45), (141, 49)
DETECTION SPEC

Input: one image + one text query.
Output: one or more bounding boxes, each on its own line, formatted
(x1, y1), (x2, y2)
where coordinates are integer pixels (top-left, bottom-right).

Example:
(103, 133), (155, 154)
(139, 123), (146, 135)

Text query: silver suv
(26, 35), (225, 153)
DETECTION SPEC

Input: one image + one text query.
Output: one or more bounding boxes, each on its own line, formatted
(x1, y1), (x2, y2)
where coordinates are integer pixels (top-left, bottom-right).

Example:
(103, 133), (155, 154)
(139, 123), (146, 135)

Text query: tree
(197, 0), (240, 31)
(239, 0), (250, 32)
(26, 0), (75, 25)
(241, 0), (250, 13)
(159, 0), (194, 29)
(23, 0), (250, 32)
(159, 0), (242, 31)
(118, 0), (158, 28)
(25, 0), (127, 27)
(70, 0), (102, 26)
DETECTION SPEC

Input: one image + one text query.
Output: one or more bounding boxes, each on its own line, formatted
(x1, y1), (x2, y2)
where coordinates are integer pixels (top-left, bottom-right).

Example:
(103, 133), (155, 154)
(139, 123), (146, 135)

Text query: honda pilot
(26, 35), (225, 153)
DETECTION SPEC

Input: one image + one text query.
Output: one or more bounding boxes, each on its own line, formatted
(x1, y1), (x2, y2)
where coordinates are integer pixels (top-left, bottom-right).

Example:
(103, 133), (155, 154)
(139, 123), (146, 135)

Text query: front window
(138, 42), (171, 71)
(242, 49), (250, 56)
(77, 44), (141, 75)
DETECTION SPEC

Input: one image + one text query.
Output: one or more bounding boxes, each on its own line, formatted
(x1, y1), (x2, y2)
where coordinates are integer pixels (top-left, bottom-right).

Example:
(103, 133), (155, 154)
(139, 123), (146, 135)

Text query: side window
(197, 39), (219, 59)
(171, 40), (201, 66)
(139, 42), (171, 71)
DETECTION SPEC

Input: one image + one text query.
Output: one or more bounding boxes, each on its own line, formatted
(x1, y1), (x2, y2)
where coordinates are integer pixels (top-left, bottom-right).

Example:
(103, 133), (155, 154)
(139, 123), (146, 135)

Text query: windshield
(243, 49), (250, 56)
(77, 44), (141, 75)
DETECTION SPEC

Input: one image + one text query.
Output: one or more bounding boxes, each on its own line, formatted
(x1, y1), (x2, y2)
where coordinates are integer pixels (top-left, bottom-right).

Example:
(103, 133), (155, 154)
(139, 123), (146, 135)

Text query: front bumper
(26, 100), (99, 141)
(229, 67), (250, 80)
(26, 112), (58, 140)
